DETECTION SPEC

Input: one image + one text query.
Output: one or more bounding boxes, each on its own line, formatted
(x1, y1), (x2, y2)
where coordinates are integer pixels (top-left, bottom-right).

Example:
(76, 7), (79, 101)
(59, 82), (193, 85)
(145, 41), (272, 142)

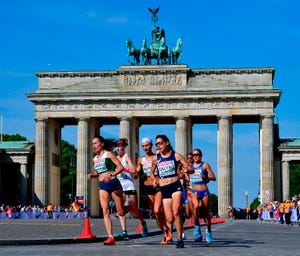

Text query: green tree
(2, 133), (27, 141)
(209, 193), (218, 216)
(290, 163), (300, 198)
(60, 140), (77, 206)
(250, 197), (260, 210)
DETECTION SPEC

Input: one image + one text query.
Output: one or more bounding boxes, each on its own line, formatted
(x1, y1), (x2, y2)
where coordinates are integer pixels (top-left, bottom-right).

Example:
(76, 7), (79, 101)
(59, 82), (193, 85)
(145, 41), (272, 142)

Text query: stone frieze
(36, 98), (274, 112)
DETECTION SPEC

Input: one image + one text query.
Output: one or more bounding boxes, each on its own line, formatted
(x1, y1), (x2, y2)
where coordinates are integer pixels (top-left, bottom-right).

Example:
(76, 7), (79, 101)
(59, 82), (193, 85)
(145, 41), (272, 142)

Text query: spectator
(284, 200), (292, 225)
(47, 203), (54, 219)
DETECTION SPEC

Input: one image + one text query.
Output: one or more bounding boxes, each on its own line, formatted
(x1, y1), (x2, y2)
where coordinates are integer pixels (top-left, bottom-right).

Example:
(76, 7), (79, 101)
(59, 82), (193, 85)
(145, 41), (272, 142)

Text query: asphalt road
(0, 219), (299, 256)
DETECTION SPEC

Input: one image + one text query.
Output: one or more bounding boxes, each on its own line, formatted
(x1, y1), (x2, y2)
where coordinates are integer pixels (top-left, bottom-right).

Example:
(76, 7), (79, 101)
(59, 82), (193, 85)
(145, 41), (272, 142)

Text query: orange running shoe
(166, 230), (173, 242)
(103, 236), (115, 245)
(160, 230), (172, 245)
(161, 236), (169, 245)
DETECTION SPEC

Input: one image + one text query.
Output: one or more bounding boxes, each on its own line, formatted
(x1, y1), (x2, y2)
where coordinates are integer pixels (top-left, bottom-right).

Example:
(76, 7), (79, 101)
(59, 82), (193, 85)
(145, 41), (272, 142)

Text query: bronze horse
(141, 35), (171, 65)
(141, 38), (151, 65)
(126, 39), (140, 65)
(172, 37), (183, 64)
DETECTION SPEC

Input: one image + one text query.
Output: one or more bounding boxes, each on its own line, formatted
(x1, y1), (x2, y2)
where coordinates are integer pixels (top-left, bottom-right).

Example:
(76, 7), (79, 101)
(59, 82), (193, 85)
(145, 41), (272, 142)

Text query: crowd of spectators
(234, 194), (300, 226)
(256, 196), (300, 226)
(2, 194), (300, 222)
(0, 203), (88, 219)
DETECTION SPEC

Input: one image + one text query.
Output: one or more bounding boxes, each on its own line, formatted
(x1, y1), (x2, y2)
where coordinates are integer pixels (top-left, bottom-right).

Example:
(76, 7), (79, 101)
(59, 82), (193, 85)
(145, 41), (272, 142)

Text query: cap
(141, 137), (152, 144)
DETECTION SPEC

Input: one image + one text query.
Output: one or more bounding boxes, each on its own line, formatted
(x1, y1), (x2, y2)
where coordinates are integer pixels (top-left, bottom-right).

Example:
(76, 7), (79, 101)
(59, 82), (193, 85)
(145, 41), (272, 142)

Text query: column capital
(77, 117), (90, 122)
(34, 118), (48, 123)
(260, 114), (275, 120)
(174, 115), (189, 121)
(117, 116), (132, 121)
(217, 115), (232, 121)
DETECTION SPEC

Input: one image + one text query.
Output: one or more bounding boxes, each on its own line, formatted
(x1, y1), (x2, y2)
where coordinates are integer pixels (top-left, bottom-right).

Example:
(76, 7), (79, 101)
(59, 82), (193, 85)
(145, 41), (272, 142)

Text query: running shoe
(195, 233), (203, 242)
(117, 231), (130, 241)
(103, 236), (115, 245)
(141, 221), (148, 237)
(182, 232), (187, 240)
(205, 228), (213, 243)
(128, 200), (139, 218)
(161, 236), (169, 245)
(176, 239), (184, 248)
(193, 225), (200, 236)
(161, 230), (173, 245)
(166, 230), (173, 242)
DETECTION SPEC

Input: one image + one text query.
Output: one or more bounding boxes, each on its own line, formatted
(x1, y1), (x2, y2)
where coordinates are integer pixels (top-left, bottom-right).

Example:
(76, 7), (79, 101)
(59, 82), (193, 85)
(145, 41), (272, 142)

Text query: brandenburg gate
(27, 65), (281, 217)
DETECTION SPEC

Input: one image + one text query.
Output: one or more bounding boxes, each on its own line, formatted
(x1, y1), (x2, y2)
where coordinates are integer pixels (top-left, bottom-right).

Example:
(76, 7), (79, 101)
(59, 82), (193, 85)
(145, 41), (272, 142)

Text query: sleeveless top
(93, 151), (116, 174)
(141, 156), (158, 177)
(190, 161), (208, 185)
(117, 154), (136, 191)
(156, 151), (178, 179)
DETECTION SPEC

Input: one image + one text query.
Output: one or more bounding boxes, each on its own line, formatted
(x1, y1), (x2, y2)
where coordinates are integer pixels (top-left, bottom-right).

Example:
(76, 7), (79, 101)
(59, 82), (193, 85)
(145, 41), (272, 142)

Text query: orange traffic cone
(188, 217), (193, 227)
(135, 222), (142, 234)
(77, 217), (96, 238)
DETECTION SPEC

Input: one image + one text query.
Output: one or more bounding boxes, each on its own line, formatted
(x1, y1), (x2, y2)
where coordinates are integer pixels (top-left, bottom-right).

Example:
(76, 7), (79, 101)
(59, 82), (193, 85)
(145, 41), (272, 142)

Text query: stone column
(34, 119), (48, 206)
(259, 115), (274, 203)
(217, 115), (233, 218)
(130, 118), (140, 167)
(48, 119), (61, 206)
(281, 160), (290, 201)
(131, 118), (141, 206)
(89, 118), (100, 217)
(119, 117), (132, 156)
(76, 118), (90, 206)
(186, 117), (193, 154)
(175, 116), (189, 156)
(20, 163), (27, 205)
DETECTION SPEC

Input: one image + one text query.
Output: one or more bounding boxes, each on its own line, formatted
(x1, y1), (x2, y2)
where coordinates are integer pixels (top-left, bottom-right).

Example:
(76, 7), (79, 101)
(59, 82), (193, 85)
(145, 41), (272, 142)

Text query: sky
(0, 0), (299, 208)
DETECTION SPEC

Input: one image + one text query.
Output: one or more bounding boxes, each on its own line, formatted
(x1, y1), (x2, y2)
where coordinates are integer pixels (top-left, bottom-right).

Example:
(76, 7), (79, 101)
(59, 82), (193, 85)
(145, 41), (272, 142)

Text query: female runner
(135, 137), (172, 245)
(87, 135), (125, 245)
(190, 148), (216, 244)
(150, 134), (193, 248)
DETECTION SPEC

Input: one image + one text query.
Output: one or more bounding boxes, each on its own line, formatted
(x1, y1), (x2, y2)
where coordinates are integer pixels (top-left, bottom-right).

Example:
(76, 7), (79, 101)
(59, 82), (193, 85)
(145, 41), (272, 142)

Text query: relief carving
(124, 74), (183, 86)
(36, 98), (272, 113)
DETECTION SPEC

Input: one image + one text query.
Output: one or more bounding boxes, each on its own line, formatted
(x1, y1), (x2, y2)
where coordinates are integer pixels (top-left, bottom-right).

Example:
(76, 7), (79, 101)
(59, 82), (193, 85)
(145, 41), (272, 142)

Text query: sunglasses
(155, 141), (165, 147)
(192, 153), (201, 157)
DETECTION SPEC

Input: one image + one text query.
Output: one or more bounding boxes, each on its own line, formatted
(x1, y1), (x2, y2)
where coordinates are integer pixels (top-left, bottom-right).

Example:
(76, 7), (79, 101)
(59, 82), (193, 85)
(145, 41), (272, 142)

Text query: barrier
(0, 211), (88, 220)
(260, 209), (299, 222)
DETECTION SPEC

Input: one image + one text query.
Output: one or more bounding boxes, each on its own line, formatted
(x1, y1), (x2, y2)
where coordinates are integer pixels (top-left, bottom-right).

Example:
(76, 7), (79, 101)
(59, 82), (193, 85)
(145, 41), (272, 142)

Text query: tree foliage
(250, 197), (260, 210)
(209, 193), (218, 216)
(2, 133), (27, 141)
(290, 163), (300, 198)
(60, 140), (77, 206)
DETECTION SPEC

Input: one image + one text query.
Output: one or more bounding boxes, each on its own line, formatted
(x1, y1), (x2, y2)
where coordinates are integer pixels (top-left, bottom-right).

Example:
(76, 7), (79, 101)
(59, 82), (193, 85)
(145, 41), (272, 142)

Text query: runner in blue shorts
(87, 135), (126, 245)
(190, 148), (216, 244)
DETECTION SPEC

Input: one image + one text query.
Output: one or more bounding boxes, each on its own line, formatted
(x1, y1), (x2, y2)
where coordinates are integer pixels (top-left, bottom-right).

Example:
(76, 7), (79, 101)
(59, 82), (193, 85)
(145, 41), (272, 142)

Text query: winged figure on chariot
(126, 7), (183, 65)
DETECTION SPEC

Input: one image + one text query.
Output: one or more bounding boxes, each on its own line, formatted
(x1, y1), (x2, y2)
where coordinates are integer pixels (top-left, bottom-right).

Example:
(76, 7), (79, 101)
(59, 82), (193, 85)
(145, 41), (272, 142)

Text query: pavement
(0, 218), (300, 256)
(0, 217), (222, 246)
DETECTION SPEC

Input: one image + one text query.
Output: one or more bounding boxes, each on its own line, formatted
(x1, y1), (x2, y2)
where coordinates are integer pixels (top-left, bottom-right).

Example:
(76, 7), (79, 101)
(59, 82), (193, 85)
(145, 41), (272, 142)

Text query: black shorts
(160, 180), (183, 199)
(99, 178), (122, 193)
(144, 184), (161, 196)
(123, 190), (137, 195)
